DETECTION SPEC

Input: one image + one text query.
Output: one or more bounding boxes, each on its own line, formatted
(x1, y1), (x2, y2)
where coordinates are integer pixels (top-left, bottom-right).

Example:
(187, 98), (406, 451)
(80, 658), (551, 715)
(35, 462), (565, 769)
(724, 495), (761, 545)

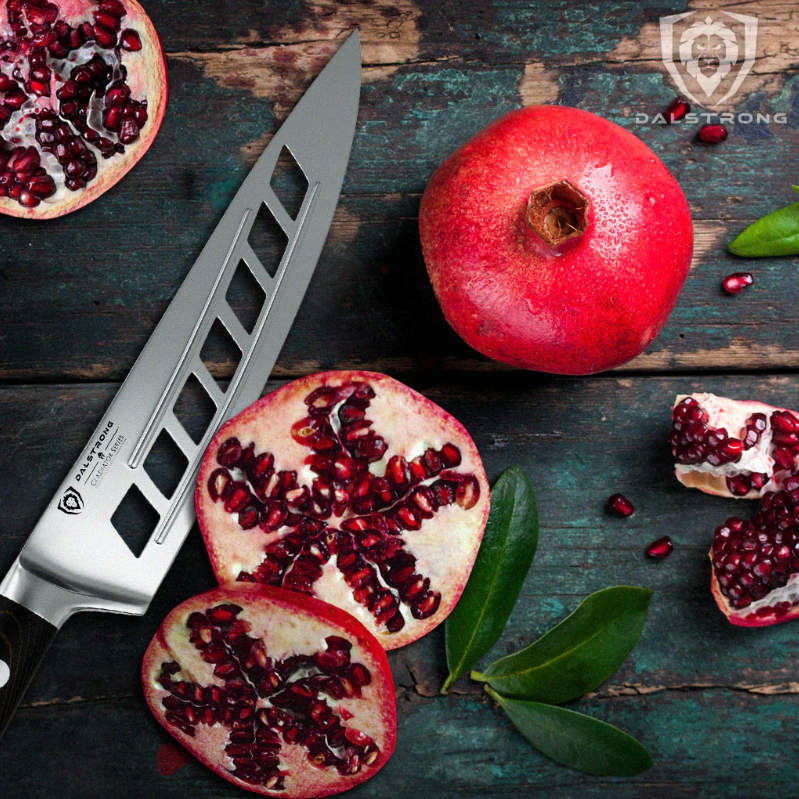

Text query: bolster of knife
(0, 593), (58, 739)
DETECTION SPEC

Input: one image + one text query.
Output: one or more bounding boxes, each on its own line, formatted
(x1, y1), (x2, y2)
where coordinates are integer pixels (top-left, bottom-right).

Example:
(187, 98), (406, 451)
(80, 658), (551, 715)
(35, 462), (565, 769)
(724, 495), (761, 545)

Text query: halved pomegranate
(0, 0), (167, 219)
(196, 371), (490, 650)
(142, 584), (396, 797)
(669, 393), (799, 499)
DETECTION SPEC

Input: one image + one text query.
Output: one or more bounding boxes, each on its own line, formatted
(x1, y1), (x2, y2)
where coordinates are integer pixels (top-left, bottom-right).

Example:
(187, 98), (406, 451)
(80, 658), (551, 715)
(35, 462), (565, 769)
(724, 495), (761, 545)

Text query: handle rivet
(0, 659), (9, 689)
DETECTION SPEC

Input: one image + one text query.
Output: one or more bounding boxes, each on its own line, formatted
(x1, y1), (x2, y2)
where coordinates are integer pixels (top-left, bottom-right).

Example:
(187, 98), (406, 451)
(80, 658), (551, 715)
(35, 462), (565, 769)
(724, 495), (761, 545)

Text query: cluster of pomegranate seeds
(0, 139), (53, 204)
(712, 475), (799, 611)
(607, 493), (634, 517)
(0, 0), (149, 207)
(669, 397), (752, 466)
(207, 381), (481, 634)
(698, 124), (728, 144)
(670, 396), (799, 497)
(157, 603), (380, 789)
(664, 97), (690, 123)
(723, 272), (754, 295)
(645, 536), (673, 560)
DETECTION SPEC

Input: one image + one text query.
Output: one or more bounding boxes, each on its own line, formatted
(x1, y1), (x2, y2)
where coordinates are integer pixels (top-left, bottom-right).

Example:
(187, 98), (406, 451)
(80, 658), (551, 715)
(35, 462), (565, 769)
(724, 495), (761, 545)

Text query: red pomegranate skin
(419, 106), (694, 375)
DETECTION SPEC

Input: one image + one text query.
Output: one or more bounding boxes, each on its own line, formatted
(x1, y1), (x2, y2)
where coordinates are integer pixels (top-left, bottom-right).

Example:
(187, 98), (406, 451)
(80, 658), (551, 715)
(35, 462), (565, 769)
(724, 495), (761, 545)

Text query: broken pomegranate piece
(710, 478), (799, 626)
(0, 0), (167, 219)
(669, 393), (799, 499)
(195, 371), (490, 650)
(143, 585), (396, 797)
(670, 393), (799, 626)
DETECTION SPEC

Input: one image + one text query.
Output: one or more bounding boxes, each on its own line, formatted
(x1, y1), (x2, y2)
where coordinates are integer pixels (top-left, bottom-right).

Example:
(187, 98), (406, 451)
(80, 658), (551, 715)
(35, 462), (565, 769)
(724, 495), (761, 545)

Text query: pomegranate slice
(669, 393), (799, 499)
(142, 585), (396, 797)
(0, 0), (167, 219)
(196, 371), (490, 650)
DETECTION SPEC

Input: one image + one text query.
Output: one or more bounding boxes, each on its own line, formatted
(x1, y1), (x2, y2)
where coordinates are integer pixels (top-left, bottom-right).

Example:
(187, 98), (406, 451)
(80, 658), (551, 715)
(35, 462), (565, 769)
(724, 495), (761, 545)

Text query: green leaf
(442, 466), (538, 693)
(472, 586), (652, 704)
(727, 201), (799, 257)
(488, 688), (653, 777)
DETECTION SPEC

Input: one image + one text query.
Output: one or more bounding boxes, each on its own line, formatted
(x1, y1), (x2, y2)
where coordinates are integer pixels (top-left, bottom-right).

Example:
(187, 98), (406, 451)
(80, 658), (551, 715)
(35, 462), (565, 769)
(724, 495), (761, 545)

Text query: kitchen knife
(0, 30), (361, 740)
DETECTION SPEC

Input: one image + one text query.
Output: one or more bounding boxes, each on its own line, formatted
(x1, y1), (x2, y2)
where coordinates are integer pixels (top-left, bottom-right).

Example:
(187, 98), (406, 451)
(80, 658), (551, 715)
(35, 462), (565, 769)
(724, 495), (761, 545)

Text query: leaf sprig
(727, 185), (799, 257)
(444, 466), (654, 777)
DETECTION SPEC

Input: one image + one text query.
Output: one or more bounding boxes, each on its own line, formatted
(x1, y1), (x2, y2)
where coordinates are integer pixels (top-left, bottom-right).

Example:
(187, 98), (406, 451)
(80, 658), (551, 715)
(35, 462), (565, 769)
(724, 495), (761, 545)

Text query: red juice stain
(157, 742), (192, 777)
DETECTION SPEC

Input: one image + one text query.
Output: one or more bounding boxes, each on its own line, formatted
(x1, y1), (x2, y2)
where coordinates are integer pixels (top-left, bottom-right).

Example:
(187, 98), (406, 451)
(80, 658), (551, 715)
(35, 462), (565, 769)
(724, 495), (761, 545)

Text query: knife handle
(0, 594), (57, 740)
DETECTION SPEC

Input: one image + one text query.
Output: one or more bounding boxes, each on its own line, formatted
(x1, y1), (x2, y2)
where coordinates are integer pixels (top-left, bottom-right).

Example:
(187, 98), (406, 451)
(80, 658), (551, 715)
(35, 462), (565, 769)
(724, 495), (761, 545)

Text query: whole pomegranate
(419, 106), (694, 374)
(143, 584), (396, 797)
(0, 0), (167, 219)
(196, 371), (490, 650)
(670, 393), (799, 626)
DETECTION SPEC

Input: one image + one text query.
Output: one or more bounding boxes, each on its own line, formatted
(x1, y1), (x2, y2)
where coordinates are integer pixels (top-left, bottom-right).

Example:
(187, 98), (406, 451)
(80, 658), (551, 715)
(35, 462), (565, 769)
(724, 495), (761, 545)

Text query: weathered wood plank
(1, 190), (798, 382)
(2, 2), (798, 379)
(2, 375), (799, 704)
(1, 690), (797, 798)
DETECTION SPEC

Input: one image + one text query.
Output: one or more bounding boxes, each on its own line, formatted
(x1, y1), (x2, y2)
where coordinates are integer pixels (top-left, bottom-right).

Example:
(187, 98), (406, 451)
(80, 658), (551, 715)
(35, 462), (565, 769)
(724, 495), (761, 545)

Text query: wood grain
(0, 596), (57, 740)
(1, 1), (797, 380)
(1, 0), (797, 793)
(0, 376), (798, 797)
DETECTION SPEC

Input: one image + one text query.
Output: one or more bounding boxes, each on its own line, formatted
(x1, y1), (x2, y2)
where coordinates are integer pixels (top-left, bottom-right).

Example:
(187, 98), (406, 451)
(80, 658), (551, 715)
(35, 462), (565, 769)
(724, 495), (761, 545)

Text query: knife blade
(0, 29), (361, 739)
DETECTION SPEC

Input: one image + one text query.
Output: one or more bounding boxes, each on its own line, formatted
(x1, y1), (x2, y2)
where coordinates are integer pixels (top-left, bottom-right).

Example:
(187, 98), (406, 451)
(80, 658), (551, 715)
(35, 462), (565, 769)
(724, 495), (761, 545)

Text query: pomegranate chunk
(196, 372), (490, 650)
(607, 493), (634, 517)
(710, 483), (799, 626)
(0, 0), (167, 219)
(670, 394), (799, 500)
(645, 536), (673, 560)
(143, 585), (396, 797)
(722, 272), (754, 295)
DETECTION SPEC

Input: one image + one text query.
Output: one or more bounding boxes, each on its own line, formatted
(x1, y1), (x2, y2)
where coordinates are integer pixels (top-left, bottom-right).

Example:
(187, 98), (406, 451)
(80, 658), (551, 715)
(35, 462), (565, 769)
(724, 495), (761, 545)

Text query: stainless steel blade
(0, 31), (361, 625)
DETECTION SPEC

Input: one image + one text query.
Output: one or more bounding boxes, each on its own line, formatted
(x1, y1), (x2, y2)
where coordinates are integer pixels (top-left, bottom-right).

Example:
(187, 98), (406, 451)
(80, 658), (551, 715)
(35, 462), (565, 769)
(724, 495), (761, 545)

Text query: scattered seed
(664, 97), (690, 123)
(607, 493), (635, 517)
(646, 536), (673, 560)
(698, 124), (728, 144)
(722, 272), (754, 295)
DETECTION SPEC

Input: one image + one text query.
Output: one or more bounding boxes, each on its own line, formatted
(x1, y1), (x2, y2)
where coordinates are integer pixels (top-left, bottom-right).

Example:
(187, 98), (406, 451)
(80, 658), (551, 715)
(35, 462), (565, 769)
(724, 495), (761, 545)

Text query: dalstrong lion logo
(660, 10), (758, 107)
(57, 486), (84, 515)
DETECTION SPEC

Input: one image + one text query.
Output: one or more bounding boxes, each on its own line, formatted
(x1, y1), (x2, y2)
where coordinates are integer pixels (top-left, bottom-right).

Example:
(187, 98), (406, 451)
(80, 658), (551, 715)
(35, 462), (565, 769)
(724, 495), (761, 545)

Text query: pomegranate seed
(607, 493), (634, 517)
(646, 536), (673, 560)
(664, 97), (690, 123)
(698, 124), (728, 144)
(722, 272), (753, 295)
(120, 29), (142, 51)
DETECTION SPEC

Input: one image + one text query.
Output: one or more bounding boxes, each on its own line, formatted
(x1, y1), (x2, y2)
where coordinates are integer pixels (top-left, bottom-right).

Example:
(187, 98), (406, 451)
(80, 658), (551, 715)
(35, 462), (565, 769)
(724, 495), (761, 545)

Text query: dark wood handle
(0, 594), (57, 740)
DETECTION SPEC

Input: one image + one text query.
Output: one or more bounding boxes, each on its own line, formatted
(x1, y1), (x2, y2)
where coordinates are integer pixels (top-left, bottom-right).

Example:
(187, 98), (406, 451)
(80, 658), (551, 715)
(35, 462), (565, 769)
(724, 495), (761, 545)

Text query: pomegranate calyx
(525, 179), (589, 246)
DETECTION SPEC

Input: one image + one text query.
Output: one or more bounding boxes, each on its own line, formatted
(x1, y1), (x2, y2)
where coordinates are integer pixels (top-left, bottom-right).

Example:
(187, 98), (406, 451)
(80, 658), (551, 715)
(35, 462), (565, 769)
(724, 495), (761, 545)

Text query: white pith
(728, 573), (799, 618)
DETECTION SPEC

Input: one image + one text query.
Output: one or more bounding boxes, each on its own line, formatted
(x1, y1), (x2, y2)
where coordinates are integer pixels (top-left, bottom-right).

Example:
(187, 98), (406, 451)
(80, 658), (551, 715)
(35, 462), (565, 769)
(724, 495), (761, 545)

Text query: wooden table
(1, 0), (797, 795)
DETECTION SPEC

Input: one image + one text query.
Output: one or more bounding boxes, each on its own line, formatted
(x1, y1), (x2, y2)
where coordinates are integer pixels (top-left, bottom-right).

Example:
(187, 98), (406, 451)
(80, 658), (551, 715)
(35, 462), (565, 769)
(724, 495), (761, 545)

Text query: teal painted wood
(0, 376), (798, 795)
(0, 1), (797, 379)
(2, 0), (798, 793)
